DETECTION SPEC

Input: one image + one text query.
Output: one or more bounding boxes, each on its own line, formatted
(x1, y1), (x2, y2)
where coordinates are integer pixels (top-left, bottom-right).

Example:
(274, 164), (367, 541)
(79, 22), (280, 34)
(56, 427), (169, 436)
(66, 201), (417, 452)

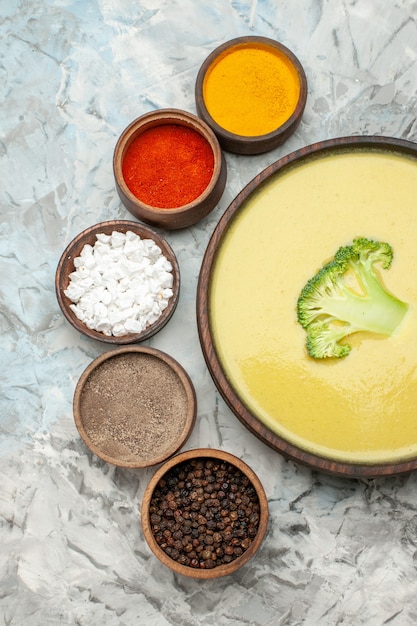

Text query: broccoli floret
(297, 237), (408, 359)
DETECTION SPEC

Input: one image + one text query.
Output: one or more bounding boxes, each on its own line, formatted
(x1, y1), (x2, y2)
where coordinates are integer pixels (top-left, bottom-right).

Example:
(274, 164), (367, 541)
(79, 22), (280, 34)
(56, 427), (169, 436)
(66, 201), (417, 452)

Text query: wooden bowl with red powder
(113, 109), (227, 229)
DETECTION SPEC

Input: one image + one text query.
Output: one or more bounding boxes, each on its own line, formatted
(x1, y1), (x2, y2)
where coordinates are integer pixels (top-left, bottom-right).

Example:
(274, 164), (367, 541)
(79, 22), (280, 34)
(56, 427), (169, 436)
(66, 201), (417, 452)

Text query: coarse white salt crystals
(64, 230), (174, 337)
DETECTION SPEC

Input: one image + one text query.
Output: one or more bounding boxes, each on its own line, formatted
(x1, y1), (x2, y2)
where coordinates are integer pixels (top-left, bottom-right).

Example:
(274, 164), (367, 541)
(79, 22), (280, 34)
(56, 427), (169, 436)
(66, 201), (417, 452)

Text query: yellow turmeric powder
(202, 42), (301, 137)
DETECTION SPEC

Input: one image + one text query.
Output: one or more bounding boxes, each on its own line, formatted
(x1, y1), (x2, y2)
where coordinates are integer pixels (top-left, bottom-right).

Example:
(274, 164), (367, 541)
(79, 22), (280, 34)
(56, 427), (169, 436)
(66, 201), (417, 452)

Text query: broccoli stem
(297, 237), (409, 358)
(321, 265), (408, 336)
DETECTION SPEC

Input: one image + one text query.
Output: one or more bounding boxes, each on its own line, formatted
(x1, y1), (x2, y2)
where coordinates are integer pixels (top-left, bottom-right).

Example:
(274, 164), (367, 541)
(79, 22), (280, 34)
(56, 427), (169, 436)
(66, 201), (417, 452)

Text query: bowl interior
(73, 346), (196, 468)
(55, 220), (180, 344)
(141, 448), (268, 578)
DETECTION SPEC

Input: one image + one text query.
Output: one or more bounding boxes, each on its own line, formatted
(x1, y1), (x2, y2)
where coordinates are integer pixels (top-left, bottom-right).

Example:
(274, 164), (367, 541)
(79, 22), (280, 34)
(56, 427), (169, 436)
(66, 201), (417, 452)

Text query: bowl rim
(55, 219), (180, 344)
(141, 447), (269, 578)
(195, 35), (308, 155)
(113, 108), (225, 214)
(73, 346), (197, 468)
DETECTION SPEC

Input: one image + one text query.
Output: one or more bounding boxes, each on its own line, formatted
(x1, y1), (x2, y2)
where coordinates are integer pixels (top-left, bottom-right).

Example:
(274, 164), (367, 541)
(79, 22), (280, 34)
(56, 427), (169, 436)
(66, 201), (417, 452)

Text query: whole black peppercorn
(149, 457), (261, 570)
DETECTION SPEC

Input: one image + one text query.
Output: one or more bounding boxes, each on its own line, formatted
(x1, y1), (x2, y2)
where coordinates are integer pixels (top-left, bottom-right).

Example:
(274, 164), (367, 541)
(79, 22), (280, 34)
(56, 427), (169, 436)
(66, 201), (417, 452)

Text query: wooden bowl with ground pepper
(73, 346), (197, 468)
(55, 220), (180, 344)
(141, 448), (268, 578)
(195, 36), (307, 155)
(113, 109), (227, 229)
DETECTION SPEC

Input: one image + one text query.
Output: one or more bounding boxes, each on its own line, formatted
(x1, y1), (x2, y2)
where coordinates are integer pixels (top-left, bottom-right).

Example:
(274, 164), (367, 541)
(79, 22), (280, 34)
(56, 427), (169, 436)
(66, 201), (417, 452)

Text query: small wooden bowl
(73, 346), (197, 468)
(113, 109), (227, 229)
(55, 220), (180, 344)
(195, 36), (307, 155)
(141, 448), (268, 578)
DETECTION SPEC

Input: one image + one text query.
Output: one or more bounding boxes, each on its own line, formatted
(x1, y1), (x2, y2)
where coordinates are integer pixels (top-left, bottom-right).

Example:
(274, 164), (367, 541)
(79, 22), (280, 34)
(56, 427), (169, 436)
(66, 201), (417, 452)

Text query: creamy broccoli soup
(210, 149), (417, 463)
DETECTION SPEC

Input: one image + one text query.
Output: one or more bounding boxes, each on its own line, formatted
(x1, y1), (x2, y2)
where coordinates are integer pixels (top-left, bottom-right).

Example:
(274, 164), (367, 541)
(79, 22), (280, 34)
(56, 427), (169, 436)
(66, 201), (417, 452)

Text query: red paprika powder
(122, 124), (215, 209)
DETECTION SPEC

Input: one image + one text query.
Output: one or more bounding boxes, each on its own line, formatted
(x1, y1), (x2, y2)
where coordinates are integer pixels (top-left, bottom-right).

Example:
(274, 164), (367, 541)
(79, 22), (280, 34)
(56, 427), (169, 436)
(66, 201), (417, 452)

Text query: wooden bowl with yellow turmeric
(195, 36), (307, 155)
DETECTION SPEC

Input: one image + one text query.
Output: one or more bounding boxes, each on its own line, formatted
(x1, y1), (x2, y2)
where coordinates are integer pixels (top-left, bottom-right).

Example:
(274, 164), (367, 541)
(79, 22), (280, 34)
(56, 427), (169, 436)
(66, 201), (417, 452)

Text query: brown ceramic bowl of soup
(197, 135), (417, 478)
(113, 109), (227, 229)
(195, 36), (307, 155)
(141, 448), (268, 578)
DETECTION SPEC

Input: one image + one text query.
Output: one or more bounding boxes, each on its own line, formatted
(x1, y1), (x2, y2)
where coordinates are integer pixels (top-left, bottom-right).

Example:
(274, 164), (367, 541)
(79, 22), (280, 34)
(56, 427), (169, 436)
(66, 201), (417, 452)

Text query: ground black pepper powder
(78, 352), (190, 464)
(148, 457), (261, 569)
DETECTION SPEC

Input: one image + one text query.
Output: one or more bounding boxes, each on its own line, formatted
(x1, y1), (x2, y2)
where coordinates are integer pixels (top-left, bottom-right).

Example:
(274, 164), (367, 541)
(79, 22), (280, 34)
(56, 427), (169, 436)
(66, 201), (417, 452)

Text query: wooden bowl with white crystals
(55, 220), (180, 344)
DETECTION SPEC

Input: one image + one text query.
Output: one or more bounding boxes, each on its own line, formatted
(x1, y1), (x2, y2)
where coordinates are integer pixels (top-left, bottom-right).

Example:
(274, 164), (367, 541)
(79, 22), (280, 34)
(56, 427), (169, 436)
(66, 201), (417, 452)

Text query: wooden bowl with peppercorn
(141, 448), (268, 578)
(113, 109), (227, 230)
